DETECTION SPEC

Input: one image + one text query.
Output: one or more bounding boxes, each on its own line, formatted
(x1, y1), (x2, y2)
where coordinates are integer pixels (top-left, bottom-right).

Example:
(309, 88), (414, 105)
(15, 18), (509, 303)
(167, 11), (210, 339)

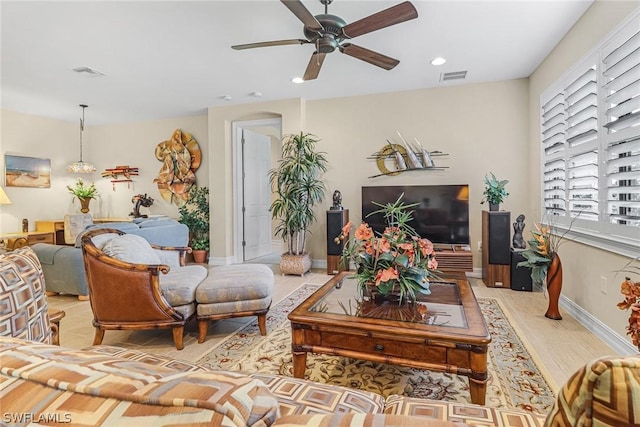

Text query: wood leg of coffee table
(292, 350), (307, 378)
(469, 378), (488, 405)
(469, 349), (489, 405)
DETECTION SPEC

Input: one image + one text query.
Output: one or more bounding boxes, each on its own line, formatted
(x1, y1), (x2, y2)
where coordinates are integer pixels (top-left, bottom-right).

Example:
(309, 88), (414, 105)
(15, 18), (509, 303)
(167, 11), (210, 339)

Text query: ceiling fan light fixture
(291, 77), (304, 84)
(232, 0), (418, 80)
(66, 104), (96, 174)
(430, 57), (446, 66)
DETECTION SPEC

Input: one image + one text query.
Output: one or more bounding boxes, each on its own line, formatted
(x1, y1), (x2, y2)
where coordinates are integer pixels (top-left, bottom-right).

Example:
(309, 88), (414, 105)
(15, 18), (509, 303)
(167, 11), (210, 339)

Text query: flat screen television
(361, 185), (470, 245)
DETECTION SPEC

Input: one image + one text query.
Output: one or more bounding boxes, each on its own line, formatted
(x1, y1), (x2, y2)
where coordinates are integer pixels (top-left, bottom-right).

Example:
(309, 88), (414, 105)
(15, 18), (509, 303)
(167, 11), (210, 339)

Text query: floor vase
(545, 254), (563, 320)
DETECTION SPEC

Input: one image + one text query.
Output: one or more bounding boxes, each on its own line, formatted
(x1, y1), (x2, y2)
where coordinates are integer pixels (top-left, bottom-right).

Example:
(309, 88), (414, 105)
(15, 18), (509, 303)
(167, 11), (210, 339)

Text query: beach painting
(5, 155), (51, 188)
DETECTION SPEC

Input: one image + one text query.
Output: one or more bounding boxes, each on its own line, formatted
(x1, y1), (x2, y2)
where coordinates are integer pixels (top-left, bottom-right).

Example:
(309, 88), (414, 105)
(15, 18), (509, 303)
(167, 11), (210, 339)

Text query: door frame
(231, 118), (281, 263)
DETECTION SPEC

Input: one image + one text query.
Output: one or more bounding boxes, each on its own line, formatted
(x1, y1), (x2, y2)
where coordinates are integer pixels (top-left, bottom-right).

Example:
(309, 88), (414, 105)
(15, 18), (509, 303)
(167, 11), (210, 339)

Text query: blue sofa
(32, 218), (189, 299)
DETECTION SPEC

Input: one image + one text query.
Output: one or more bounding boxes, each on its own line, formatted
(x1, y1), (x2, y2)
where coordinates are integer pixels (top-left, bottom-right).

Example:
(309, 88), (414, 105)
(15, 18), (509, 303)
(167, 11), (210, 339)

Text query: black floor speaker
(488, 211), (511, 265)
(326, 209), (349, 256)
(511, 248), (533, 291)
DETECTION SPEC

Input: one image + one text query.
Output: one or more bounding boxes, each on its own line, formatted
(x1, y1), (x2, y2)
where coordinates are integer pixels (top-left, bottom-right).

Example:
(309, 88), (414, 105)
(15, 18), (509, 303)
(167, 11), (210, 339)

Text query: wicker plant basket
(280, 253), (312, 276)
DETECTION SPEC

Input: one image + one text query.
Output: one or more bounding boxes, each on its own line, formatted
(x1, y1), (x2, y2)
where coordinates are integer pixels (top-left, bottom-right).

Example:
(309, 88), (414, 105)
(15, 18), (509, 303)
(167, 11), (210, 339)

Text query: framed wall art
(4, 154), (51, 188)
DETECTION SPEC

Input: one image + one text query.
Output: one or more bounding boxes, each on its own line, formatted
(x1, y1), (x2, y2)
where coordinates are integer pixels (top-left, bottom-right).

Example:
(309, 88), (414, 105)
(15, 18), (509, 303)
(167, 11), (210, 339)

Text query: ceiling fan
(231, 0), (418, 81)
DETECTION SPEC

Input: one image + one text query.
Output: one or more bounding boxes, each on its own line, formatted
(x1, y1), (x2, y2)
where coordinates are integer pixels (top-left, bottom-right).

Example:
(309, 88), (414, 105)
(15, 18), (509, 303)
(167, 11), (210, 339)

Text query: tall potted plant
(481, 172), (509, 211)
(178, 186), (210, 263)
(269, 132), (328, 275)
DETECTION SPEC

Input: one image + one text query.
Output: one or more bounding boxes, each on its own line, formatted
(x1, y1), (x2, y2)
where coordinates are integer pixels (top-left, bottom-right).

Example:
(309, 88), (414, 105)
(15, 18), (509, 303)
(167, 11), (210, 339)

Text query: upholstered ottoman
(196, 264), (274, 343)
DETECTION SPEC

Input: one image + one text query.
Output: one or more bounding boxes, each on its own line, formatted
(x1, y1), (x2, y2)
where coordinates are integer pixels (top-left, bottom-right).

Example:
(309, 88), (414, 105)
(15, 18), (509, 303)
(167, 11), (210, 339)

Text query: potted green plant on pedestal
(269, 132), (328, 275)
(67, 178), (99, 213)
(178, 186), (210, 263)
(481, 172), (509, 211)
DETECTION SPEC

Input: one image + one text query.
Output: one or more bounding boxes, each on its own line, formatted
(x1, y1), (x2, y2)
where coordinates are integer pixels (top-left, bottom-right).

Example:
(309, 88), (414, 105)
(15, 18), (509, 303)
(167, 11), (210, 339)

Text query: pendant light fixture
(66, 104), (96, 173)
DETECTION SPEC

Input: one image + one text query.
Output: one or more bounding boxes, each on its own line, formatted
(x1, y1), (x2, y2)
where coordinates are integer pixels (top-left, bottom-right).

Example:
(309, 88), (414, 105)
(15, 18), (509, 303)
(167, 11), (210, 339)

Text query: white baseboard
(475, 267), (636, 355)
(313, 257), (327, 270)
(208, 256), (235, 266)
(559, 295), (637, 356)
(467, 268), (482, 278)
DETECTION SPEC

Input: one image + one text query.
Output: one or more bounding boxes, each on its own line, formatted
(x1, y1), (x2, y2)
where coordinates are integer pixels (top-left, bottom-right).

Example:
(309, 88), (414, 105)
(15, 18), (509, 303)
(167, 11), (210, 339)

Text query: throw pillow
(102, 234), (161, 265)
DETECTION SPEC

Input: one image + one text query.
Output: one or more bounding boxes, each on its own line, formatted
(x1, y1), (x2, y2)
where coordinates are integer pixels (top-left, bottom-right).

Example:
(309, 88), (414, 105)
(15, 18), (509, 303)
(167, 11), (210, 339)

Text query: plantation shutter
(541, 92), (567, 216)
(602, 24), (640, 227)
(565, 66), (599, 221)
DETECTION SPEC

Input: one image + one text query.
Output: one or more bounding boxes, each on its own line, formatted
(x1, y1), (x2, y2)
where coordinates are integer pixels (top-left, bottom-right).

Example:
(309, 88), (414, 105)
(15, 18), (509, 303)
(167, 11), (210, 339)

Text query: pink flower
(375, 267), (399, 286)
(341, 221), (352, 239)
(418, 238), (434, 256)
(428, 258), (438, 270)
(373, 237), (391, 253)
(355, 223), (373, 240)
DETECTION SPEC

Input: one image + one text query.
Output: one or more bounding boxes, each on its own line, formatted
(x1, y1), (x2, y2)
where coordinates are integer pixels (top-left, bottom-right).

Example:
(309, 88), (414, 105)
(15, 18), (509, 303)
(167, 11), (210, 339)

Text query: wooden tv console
(433, 244), (473, 272)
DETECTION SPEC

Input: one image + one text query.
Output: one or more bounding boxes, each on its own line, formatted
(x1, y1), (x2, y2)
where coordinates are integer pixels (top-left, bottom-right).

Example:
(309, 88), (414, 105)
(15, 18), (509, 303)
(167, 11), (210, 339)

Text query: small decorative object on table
(336, 194), (438, 303)
(130, 193), (154, 218)
(616, 259), (640, 351)
(67, 178), (99, 213)
(481, 172), (509, 211)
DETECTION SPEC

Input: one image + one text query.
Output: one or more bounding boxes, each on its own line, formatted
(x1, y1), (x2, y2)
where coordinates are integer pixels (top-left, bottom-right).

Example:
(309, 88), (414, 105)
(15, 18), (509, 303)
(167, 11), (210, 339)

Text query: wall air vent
(440, 71), (467, 82)
(72, 66), (105, 77)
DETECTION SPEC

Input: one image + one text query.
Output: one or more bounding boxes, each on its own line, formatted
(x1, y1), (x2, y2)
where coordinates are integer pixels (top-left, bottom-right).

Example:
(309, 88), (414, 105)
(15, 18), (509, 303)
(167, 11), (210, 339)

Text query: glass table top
(309, 276), (468, 329)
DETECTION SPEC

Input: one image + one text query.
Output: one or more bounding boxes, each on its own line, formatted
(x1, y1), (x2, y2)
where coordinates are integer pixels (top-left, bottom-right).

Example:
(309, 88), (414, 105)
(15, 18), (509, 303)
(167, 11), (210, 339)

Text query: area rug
(197, 283), (556, 414)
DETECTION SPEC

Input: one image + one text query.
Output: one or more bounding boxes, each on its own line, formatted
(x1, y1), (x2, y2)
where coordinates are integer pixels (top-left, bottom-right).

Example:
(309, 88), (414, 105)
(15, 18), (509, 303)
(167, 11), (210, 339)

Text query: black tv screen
(361, 185), (470, 245)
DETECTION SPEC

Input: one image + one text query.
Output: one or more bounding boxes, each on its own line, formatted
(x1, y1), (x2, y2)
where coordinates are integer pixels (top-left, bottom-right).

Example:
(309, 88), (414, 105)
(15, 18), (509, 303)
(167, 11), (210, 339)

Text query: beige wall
(204, 81), (529, 266)
(528, 0), (639, 348)
(304, 80), (530, 266)
(0, 109), (207, 231)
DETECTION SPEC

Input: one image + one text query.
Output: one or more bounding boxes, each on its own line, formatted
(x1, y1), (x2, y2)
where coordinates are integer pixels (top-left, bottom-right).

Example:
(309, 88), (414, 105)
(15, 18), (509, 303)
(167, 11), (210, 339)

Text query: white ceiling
(1, 0), (594, 125)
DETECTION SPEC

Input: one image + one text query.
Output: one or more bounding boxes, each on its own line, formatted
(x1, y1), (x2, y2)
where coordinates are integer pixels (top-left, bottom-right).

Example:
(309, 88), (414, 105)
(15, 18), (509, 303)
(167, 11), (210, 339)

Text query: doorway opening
(232, 118), (282, 264)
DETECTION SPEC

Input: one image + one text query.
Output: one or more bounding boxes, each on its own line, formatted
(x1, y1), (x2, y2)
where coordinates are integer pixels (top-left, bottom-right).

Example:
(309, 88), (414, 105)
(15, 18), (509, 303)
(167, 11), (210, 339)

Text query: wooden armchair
(81, 228), (206, 350)
(0, 246), (65, 345)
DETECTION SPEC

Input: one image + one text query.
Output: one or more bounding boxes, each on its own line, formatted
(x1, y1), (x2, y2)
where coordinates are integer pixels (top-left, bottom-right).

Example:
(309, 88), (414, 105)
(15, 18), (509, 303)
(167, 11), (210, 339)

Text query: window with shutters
(540, 10), (639, 256)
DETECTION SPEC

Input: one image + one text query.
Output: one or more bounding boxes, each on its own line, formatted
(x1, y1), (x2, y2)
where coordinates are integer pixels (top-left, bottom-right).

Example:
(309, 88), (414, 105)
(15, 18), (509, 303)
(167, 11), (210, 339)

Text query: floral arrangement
(336, 194), (438, 302)
(517, 214), (576, 285)
(616, 259), (640, 350)
(67, 178), (99, 200)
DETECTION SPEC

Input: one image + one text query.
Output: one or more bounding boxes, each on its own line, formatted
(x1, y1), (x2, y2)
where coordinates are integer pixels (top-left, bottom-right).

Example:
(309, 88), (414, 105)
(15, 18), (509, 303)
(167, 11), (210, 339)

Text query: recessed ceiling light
(430, 57), (446, 66)
(249, 91), (262, 98)
(291, 77), (304, 84)
(220, 95), (232, 101)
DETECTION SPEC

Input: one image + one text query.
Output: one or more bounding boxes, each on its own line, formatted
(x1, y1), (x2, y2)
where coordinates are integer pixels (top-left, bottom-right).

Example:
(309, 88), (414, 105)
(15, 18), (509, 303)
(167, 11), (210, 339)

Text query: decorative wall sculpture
(154, 129), (201, 206)
(368, 136), (449, 178)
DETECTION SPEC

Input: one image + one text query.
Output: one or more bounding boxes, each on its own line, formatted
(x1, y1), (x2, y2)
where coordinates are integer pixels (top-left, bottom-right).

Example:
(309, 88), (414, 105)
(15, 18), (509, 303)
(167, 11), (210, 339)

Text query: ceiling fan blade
(303, 52), (326, 81)
(340, 43), (399, 70)
(232, 39), (309, 50)
(341, 1), (418, 39)
(281, 0), (324, 33)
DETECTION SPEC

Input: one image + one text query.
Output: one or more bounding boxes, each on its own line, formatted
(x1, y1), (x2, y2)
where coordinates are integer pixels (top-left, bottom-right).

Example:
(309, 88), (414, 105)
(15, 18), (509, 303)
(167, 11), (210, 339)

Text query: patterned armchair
(0, 246), (65, 345)
(81, 228), (207, 350)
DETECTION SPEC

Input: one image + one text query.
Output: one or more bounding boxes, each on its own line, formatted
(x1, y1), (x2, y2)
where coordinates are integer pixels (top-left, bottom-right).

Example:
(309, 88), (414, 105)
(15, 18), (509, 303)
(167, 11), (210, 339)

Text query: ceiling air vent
(72, 66), (105, 77)
(440, 71), (467, 82)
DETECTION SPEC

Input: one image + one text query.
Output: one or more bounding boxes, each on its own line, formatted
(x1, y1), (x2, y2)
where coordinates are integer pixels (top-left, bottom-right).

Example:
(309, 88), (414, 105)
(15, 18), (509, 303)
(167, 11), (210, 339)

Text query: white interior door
(241, 128), (272, 260)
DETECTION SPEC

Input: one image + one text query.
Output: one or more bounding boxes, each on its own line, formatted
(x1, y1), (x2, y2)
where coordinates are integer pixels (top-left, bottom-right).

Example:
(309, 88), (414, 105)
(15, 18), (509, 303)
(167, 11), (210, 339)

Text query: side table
(1, 231), (55, 251)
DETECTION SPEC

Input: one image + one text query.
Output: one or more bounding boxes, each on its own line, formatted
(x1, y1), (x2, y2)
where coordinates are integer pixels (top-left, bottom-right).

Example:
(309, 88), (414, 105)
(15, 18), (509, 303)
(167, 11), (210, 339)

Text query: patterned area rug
(197, 283), (556, 414)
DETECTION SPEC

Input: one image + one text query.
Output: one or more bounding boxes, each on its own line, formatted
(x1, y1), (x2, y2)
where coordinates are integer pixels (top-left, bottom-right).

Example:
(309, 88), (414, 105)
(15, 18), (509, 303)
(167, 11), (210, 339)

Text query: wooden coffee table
(288, 271), (491, 404)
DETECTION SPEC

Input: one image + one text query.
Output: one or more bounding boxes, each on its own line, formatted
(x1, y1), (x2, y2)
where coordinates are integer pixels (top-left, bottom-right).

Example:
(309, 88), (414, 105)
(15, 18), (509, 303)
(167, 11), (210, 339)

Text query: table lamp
(0, 186), (11, 205)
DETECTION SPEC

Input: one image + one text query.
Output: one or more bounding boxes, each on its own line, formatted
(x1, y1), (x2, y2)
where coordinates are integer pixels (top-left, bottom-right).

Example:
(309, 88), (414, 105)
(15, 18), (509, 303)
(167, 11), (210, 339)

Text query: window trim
(539, 9), (640, 258)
